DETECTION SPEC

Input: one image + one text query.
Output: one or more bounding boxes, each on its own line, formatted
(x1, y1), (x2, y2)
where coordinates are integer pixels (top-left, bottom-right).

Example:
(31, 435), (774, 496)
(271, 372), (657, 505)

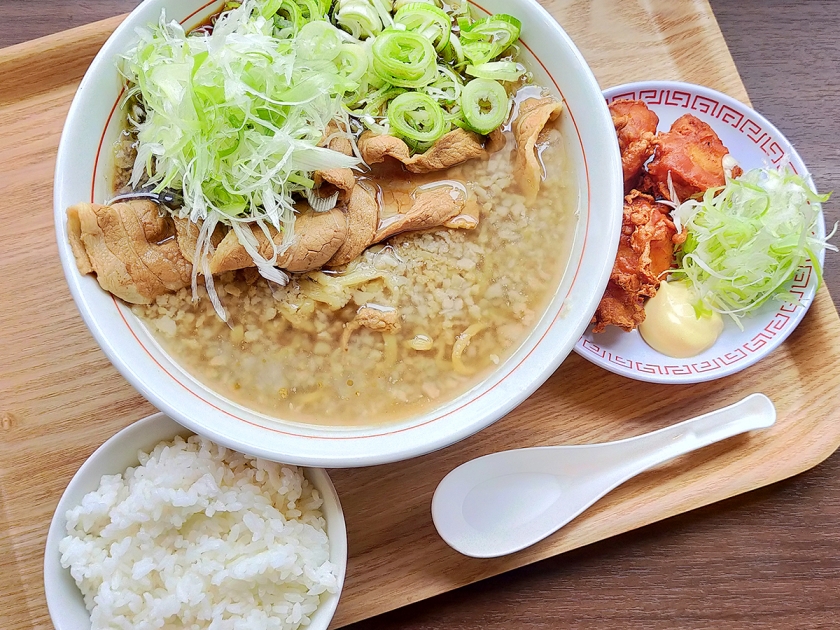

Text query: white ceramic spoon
(431, 393), (775, 558)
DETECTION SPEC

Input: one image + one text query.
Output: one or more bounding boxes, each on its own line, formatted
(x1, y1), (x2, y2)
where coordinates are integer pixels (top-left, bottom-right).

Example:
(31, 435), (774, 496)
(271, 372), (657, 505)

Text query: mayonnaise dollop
(639, 280), (724, 358)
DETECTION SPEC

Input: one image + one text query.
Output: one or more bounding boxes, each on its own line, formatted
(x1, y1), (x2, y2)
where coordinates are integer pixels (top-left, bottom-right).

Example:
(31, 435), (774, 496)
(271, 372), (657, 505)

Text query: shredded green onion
(459, 77), (509, 134)
(112, 0), (541, 321)
(120, 0), (361, 315)
(387, 91), (447, 150)
(465, 60), (525, 82)
(427, 64), (464, 104)
(672, 167), (835, 325)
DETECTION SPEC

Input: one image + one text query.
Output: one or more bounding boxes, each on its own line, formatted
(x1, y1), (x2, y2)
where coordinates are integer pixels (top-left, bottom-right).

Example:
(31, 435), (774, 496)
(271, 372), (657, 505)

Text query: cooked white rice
(59, 435), (338, 630)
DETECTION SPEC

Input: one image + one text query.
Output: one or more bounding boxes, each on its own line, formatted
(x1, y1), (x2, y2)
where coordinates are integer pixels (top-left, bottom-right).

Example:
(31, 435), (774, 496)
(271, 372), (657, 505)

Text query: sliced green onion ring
(387, 91), (447, 150)
(460, 14), (521, 64)
(460, 77), (509, 134)
(441, 33), (465, 67)
(427, 64), (464, 104)
(297, 21), (343, 59)
(444, 106), (467, 130)
(445, 0), (470, 20)
(459, 14), (521, 44)
(370, 0), (396, 28)
(363, 85), (406, 116)
(276, 0), (303, 31)
(334, 0), (386, 39)
(465, 60), (525, 82)
(371, 28), (437, 88)
(393, 0), (440, 9)
(461, 41), (494, 66)
(333, 41), (370, 85)
(294, 0), (327, 22)
(342, 82), (369, 108)
(393, 3), (452, 52)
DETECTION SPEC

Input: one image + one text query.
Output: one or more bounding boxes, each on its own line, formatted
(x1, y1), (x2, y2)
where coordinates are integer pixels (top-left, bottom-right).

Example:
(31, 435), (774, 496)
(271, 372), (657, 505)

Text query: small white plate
(574, 81), (827, 384)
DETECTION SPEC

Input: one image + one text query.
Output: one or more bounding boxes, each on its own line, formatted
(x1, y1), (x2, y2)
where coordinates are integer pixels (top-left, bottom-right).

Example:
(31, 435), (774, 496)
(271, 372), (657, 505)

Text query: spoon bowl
(432, 393), (776, 558)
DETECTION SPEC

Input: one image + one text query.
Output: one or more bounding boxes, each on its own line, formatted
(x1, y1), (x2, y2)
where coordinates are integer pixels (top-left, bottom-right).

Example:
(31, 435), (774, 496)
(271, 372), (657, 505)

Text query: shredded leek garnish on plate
(671, 167), (836, 326)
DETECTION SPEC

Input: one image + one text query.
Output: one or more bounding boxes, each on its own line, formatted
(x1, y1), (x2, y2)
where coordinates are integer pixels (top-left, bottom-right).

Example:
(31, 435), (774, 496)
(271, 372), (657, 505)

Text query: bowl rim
(574, 79), (826, 384)
(53, 0), (624, 466)
(43, 412), (348, 630)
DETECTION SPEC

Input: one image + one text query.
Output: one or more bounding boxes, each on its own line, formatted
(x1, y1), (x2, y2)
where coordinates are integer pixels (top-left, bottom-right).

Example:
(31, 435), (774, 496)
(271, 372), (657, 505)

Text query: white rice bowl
(45, 415), (346, 630)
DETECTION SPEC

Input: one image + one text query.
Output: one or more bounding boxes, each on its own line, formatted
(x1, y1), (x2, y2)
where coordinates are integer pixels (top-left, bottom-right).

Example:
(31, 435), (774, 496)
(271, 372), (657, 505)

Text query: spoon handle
(619, 393), (776, 473)
(431, 394), (776, 558)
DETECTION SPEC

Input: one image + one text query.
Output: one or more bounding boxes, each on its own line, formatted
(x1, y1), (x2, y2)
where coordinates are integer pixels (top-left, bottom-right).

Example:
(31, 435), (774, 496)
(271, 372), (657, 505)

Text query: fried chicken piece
(592, 190), (680, 333)
(593, 280), (647, 333)
(609, 99), (659, 193)
(615, 191), (679, 293)
(645, 114), (731, 202)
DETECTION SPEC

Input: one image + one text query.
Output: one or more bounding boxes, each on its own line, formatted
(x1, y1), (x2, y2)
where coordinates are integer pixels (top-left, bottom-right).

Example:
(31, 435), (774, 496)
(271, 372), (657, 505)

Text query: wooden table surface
(2, 1), (839, 627)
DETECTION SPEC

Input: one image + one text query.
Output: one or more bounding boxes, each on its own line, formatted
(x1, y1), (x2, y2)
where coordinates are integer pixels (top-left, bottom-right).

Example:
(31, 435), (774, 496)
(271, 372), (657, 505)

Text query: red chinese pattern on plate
(574, 81), (824, 383)
(607, 88), (795, 172)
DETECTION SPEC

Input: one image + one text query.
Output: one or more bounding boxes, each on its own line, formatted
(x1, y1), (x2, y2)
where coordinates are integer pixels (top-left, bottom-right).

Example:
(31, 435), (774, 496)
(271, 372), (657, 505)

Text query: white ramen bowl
(44, 413), (347, 630)
(574, 81), (827, 384)
(53, 0), (623, 466)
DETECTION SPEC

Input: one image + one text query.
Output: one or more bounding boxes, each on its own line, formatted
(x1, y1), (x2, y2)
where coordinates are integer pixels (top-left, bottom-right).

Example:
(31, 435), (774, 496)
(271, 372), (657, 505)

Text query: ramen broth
(132, 87), (578, 426)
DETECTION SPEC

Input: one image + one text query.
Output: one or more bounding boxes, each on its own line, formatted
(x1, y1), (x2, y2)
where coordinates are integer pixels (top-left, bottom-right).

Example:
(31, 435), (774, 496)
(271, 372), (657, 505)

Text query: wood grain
(2, 1), (840, 629)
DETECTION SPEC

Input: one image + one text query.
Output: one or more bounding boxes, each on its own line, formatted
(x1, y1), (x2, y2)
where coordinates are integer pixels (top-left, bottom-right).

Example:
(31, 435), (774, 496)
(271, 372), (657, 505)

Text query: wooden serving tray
(3, 1), (840, 628)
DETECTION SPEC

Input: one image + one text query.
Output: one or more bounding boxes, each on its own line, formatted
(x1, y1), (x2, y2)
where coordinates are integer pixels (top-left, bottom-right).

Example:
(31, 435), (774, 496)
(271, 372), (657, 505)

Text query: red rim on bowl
(53, 0), (624, 466)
